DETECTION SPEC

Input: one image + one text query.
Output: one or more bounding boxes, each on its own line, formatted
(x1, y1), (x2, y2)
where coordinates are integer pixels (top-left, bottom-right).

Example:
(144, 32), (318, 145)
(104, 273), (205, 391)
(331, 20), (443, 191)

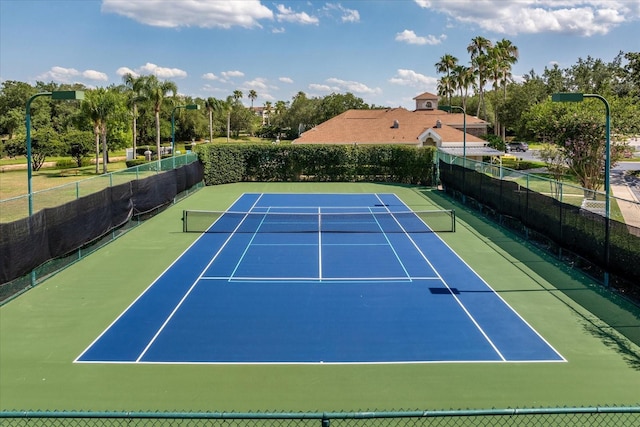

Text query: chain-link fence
(437, 155), (640, 301)
(0, 154), (204, 304)
(0, 154), (199, 223)
(1, 408), (639, 427)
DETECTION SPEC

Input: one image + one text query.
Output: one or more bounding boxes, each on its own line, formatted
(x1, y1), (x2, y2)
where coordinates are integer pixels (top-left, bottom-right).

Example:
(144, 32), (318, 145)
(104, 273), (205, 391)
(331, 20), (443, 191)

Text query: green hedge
(198, 144), (436, 185)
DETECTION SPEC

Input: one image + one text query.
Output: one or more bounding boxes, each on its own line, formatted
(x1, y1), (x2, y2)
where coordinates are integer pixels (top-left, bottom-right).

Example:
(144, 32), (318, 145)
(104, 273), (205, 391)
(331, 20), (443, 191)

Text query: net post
(451, 209), (456, 232)
(182, 210), (187, 233)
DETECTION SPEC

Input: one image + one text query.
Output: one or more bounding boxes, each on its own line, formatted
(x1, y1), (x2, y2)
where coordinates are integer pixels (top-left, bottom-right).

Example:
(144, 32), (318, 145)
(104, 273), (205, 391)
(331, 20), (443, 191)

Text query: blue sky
(1, 0), (639, 109)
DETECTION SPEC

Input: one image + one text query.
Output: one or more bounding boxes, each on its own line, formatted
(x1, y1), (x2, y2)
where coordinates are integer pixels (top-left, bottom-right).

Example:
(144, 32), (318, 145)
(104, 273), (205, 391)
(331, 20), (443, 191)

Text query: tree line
(1, 42), (638, 188)
(435, 40), (639, 192)
(0, 76), (376, 173)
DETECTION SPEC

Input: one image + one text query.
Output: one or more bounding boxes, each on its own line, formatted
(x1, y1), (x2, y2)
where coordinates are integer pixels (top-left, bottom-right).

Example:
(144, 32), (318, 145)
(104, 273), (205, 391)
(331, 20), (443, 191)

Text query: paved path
(611, 170), (640, 228)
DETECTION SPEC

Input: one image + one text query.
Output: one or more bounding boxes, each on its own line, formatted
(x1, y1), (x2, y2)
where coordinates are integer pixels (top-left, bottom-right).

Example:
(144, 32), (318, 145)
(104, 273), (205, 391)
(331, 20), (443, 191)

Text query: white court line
(385, 193), (566, 362)
(318, 206), (322, 281)
(74, 192), (249, 363)
(199, 275), (440, 282)
(374, 193), (507, 362)
(135, 194), (266, 363)
(367, 206), (412, 282)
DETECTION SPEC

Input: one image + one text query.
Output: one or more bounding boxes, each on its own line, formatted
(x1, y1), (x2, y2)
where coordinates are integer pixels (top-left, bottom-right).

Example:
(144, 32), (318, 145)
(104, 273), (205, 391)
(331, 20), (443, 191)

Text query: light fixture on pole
(552, 92), (611, 286)
(25, 91), (84, 216)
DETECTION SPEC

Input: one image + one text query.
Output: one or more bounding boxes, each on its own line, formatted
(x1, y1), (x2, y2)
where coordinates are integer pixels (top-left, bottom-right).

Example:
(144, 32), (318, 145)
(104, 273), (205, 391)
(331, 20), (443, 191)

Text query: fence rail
(0, 154), (199, 223)
(1, 407), (639, 426)
(0, 154), (204, 303)
(437, 154), (640, 301)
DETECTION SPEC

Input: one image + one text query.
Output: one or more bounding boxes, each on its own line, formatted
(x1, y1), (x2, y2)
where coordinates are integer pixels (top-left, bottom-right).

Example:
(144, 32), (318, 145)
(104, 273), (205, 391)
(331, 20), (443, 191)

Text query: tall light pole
(171, 104), (201, 157)
(438, 105), (467, 192)
(552, 92), (611, 286)
(25, 90), (84, 216)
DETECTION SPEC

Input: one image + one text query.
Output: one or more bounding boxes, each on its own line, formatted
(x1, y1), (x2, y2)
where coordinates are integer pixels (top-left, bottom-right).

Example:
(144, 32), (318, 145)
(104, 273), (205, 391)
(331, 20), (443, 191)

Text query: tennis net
(182, 209), (455, 234)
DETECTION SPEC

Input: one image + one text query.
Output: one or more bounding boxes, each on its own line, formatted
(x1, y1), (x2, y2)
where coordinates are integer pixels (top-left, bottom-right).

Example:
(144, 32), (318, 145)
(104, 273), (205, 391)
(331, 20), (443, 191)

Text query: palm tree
(264, 101), (272, 125)
(122, 73), (147, 157)
(437, 76), (455, 104)
(81, 88), (116, 174)
(491, 39), (519, 140)
(140, 75), (177, 161)
(467, 36), (493, 119)
(451, 65), (476, 111)
(435, 54), (458, 105)
(248, 90), (257, 108)
(232, 90), (243, 102)
(486, 49), (502, 136)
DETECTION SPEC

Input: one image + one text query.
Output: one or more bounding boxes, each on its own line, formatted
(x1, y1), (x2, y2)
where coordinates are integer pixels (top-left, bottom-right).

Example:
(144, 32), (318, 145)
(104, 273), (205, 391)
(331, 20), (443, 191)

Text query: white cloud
(389, 69), (437, 88)
(102, 0), (273, 29)
(82, 70), (109, 81)
(37, 66), (108, 83)
(325, 78), (382, 95)
(413, 0), (639, 36)
(244, 77), (269, 91)
(309, 83), (335, 93)
(116, 67), (138, 78)
(395, 30), (446, 45)
(37, 66), (79, 82)
(116, 63), (187, 79)
(324, 3), (360, 23)
(202, 73), (219, 81)
(221, 70), (245, 79)
(137, 63), (188, 79)
(279, 77), (294, 84)
(275, 4), (319, 25)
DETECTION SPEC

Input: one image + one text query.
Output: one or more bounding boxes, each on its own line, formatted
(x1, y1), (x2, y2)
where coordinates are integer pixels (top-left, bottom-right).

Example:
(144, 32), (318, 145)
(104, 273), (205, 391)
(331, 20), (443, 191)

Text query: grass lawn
(0, 162), (129, 199)
(1, 183), (638, 412)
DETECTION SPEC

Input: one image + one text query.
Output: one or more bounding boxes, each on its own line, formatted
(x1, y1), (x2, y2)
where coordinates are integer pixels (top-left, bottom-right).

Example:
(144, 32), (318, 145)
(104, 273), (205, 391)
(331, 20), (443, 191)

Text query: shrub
(198, 143), (435, 186)
(126, 159), (148, 168)
(56, 159), (79, 169)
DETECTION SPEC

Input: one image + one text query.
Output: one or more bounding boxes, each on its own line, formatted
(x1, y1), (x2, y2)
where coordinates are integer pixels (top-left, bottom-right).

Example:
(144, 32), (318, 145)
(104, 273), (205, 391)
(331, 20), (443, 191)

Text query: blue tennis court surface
(77, 193), (564, 364)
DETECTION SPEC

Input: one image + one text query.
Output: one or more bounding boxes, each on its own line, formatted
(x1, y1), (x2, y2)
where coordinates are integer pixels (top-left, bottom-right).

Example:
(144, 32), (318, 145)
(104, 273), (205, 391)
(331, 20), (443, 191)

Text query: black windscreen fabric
(132, 170), (177, 215)
(176, 164), (188, 194)
(46, 184), (133, 258)
(439, 158), (640, 286)
(0, 211), (50, 284)
(185, 161), (204, 189)
(1, 164), (202, 285)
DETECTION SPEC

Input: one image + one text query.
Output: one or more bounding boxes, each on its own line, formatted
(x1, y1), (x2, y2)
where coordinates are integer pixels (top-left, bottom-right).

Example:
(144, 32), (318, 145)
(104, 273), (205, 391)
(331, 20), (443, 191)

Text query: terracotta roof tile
(292, 107), (488, 145)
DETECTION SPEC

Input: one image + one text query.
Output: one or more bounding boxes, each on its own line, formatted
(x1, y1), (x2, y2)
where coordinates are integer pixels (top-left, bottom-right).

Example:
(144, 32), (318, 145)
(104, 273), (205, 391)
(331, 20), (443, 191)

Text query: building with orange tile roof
(293, 92), (504, 159)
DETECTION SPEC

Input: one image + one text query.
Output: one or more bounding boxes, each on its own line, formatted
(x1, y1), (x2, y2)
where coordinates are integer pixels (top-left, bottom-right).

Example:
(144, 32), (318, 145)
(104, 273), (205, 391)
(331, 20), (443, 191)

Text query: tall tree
(467, 36), (492, 119)
(140, 75), (177, 160)
(122, 73), (147, 156)
(232, 90), (243, 102)
(435, 54), (458, 106)
(81, 87), (117, 174)
(248, 90), (257, 108)
(264, 101), (272, 126)
(451, 65), (476, 111)
(205, 97), (224, 142)
(494, 39), (519, 140)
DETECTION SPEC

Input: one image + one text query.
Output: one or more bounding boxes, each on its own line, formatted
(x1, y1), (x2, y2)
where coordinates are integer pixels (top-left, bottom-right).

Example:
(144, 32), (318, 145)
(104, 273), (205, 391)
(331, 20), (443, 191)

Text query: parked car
(508, 142), (529, 152)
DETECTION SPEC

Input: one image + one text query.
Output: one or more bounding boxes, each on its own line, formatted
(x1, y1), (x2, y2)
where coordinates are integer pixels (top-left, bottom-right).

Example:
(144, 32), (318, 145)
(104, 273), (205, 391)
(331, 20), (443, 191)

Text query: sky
(1, 0), (639, 110)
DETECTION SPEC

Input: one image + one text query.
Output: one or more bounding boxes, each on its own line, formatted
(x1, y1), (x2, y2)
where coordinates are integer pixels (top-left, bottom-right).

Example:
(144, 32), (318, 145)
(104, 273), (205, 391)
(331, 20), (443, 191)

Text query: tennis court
(2, 183), (639, 411)
(77, 193), (563, 364)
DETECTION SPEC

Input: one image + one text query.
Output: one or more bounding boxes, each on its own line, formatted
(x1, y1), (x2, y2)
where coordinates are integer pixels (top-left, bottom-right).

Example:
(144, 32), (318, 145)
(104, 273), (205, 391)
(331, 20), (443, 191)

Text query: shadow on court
(415, 187), (640, 370)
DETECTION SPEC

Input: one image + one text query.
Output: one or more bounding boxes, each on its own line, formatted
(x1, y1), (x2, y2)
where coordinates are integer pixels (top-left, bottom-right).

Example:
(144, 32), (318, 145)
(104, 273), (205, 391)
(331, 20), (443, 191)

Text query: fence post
(321, 416), (330, 427)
